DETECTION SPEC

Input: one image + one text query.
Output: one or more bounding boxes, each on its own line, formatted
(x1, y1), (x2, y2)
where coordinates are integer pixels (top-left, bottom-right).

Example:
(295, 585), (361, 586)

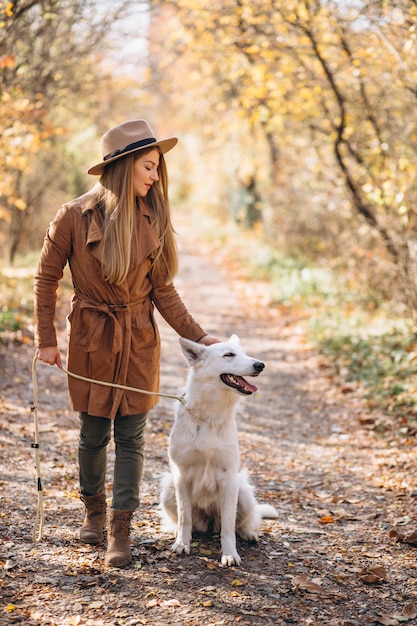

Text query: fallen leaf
(88, 601), (104, 609)
(403, 530), (417, 545)
(162, 599), (181, 607)
(375, 614), (399, 626)
(65, 569), (78, 577)
(403, 602), (417, 619)
(395, 516), (413, 526)
(231, 578), (246, 587)
(291, 575), (327, 595)
(357, 565), (388, 584)
(318, 515), (334, 524)
(389, 528), (406, 542)
(391, 602), (417, 622)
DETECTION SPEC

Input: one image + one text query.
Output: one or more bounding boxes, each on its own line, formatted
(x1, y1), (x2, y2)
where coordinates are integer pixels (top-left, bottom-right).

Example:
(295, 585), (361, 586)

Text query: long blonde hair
(93, 149), (178, 285)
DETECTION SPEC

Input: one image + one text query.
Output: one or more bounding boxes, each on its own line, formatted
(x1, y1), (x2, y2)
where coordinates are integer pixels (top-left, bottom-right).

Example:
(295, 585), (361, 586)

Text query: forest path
(1, 220), (417, 625)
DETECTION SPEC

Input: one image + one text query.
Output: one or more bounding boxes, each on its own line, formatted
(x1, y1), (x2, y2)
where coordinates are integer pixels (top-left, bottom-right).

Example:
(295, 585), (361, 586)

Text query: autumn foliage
(149, 0), (417, 317)
(1, 0), (417, 317)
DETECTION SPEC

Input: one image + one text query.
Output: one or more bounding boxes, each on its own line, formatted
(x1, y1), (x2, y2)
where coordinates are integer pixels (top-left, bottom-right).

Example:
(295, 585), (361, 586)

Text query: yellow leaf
(200, 600), (213, 607)
(14, 198), (26, 211)
(6, 604), (17, 613)
(231, 578), (245, 586)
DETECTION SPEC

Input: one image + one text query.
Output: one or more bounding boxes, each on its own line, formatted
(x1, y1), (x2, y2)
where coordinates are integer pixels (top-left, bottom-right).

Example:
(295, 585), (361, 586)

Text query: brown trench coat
(34, 192), (206, 419)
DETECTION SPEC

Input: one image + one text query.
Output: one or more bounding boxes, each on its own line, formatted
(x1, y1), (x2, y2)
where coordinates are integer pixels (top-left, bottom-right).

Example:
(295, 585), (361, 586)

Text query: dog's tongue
(238, 377), (258, 394)
(221, 374), (258, 395)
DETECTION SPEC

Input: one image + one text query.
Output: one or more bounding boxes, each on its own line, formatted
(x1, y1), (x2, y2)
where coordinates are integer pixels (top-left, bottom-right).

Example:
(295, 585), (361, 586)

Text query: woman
(34, 119), (218, 567)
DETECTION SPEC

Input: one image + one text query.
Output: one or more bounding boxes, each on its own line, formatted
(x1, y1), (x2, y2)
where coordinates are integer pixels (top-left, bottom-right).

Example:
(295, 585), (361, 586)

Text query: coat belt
(77, 297), (148, 354)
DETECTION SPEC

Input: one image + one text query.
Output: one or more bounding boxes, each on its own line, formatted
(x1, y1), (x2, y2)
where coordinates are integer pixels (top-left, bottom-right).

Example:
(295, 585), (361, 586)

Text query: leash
(31, 357), (44, 543)
(31, 355), (185, 542)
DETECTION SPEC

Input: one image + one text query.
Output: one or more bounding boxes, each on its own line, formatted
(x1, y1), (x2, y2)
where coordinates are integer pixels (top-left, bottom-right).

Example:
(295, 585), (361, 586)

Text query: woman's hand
(35, 346), (63, 368)
(197, 334), (221, 346)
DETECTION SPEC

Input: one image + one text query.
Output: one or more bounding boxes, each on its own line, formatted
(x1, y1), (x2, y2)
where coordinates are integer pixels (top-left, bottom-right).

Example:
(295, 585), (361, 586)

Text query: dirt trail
(1, 224), (417, 625)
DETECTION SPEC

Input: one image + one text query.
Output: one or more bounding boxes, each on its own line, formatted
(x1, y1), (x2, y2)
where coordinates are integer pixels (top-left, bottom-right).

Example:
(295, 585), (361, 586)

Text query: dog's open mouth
(220, 374), (258, 395)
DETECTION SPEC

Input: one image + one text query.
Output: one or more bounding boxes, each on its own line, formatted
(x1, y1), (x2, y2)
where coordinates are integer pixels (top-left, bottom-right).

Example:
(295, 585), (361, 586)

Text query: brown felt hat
(87, 119), (178, 176)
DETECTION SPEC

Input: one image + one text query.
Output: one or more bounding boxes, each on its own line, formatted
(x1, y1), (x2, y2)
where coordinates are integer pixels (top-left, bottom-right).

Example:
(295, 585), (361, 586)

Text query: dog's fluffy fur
(160, 335), (278, 566)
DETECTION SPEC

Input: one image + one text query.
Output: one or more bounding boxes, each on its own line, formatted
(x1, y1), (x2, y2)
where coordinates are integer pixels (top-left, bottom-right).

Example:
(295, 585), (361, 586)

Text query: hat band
(103, 137), (157, 161)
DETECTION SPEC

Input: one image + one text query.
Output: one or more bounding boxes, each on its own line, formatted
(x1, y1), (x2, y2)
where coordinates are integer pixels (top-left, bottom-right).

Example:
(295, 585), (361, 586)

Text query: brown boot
(79, 492), (107, 544)
(105, 509), (133, 567)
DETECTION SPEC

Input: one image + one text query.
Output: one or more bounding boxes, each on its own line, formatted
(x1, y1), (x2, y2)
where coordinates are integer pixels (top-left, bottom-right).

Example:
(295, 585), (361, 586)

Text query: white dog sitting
(160, 335), (278, 567)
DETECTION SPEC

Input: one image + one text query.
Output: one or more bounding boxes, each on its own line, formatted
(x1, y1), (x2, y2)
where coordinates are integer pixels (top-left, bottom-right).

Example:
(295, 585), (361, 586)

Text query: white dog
(160, 335), (278, 567)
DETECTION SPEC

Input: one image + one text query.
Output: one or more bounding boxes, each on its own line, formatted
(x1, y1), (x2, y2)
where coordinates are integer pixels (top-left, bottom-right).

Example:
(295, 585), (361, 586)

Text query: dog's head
(179, 334), (265, 395)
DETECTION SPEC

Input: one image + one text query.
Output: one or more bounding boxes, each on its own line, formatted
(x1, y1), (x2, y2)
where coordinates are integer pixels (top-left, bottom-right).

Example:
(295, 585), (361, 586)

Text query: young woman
(34, 119), (218, 567)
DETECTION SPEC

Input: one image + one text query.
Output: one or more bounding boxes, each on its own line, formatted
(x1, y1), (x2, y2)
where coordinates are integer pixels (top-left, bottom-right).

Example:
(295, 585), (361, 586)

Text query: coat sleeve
(151, 280), (207, 342)
(34, 205), (73, 348)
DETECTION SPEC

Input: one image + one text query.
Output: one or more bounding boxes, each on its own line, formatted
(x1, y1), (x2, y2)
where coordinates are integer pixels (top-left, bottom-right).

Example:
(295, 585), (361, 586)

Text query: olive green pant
(78, 411), (148, 511)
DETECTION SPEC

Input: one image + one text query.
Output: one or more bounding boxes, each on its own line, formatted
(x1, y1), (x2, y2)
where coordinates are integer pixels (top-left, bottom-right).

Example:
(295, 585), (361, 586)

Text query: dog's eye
(223, 352), (236, 358)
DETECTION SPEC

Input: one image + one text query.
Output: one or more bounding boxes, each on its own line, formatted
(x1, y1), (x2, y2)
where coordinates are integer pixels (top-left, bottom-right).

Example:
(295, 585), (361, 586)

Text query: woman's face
(133, 148), (160, 197)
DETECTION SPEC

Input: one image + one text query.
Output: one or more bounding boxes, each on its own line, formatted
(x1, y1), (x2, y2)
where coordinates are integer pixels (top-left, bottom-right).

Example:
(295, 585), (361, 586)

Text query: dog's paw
(238, 529), (259, 543)
(221, 553), (241, 567)
(171, 540), (190, 555)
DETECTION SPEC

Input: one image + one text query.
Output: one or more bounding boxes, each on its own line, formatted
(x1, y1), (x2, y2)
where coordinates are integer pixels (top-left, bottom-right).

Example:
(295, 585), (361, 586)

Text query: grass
(263, 248), (417, 423)
(256, 244), (417, 422)
(0, 253), (74, 345)
(0, 257), (36, 344)
(310, 313), (417, 419)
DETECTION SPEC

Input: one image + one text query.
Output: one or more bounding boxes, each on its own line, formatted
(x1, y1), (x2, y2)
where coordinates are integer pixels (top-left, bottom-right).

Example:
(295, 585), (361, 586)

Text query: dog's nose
(254, 361), (265, 373)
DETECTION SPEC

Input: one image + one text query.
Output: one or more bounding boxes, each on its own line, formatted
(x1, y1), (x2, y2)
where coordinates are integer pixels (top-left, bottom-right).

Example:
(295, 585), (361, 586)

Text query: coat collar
(80, 196), (161, 266)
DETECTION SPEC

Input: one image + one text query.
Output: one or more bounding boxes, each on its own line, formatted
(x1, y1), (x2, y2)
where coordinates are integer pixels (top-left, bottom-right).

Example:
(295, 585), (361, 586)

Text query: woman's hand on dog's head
(197, 334), (221, 346)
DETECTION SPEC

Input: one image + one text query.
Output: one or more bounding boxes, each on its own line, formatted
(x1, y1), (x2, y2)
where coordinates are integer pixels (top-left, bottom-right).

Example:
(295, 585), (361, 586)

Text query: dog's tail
(159, 472), (178, 533)
(257, 503), (278, 519)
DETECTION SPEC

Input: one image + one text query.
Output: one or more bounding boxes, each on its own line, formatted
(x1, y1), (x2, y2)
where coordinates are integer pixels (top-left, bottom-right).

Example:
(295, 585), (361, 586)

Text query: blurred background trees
(0, 0), (144, 262)
(148, 0), (417, 320)
(1, 0), (417, 320)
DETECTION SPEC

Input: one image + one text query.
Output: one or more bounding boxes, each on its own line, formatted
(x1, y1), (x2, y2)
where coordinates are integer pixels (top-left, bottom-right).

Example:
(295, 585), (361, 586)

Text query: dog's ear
(179, 337), (207, 366)
(229, 334), (240, 345)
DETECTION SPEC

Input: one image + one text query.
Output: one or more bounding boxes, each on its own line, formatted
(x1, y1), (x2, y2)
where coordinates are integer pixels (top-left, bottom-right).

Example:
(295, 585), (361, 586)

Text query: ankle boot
(105, 509), (133, 567)
(80, 492), (107, 544)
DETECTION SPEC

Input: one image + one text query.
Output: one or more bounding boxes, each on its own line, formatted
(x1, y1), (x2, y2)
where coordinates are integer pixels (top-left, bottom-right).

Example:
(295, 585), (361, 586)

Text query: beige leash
(31, 357), (45, 542)
(31, 356), (185, 542)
